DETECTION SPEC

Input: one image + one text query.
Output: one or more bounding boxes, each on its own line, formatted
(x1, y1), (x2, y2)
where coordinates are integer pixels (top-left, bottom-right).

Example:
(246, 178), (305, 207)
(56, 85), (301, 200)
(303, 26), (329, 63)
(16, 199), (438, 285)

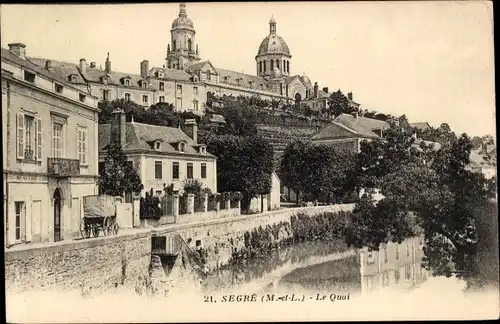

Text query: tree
(203, 134), (274, 213)
(325, 90), (355, 118)
(345, 129), (493, 287)
(280, 139), (311, 204)
(148, 102), (183, 127)
(99, 141), (144, 197)
(417, 122), (457, 145)
(98, 99), (148, 124)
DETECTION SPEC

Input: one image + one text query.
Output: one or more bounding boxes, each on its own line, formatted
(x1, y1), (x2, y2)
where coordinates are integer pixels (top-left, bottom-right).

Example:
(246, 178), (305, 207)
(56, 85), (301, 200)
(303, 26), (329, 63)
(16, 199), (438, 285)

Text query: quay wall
(5, 204), (355, 294)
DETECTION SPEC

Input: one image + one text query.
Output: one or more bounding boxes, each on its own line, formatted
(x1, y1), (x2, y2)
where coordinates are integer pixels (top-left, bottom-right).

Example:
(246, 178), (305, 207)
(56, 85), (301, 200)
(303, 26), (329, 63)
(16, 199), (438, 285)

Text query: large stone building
(26, 3), (353, 113)
(2, 43), (100, 247)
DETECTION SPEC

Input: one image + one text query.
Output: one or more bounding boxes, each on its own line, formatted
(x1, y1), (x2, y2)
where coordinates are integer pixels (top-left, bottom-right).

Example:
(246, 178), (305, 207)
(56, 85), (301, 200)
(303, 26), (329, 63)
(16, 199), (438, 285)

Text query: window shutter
(25, 200), (32, 242)
(20, 203), (26, 242)
(83, 129), (87, 164)
(17, 113), (25, 159)
(36, 117), (42, 160)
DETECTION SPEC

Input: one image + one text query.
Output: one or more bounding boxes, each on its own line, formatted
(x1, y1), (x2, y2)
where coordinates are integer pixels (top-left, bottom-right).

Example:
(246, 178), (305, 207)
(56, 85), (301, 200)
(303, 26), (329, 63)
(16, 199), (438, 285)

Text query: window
(15, 201), (25, 241)
(125, 79), (130, 87)
(159, 82), (165, 91)
(259, 61), (262, 73)
(207, 71), (211, 81)
(270, 60), (274, 70)
(125, 93), (131, 101)
(223, 76), (228, 83)
(52, 122), (64, 158)
(55, 83), (64, 94)
(177, 97), (182, 109)
(155, 161), (162, 179)
(70, 75), (77, 83)
(201, 163), (207, 179)
(79, 93), (86, 102)
(172, 162), (179, 179)
(367, 251), (375, 264)
(142, 81), (148, 88)
(193, 86), (198, 95)
(395, 268), (401, 284)
(159, 96), (165, 103)
(196, 239), (201, 247)
(24, 70), (36, 83)
(77, 127), (88, 165)
(142, 95), (148, 105)
(102, 90), (110, 101)
(23, 115), (35, 160)
(187, 163), (193, 179)
(176, 84), (183, 95)
(193, 100), (199, 111)
(263, 61), (267, 72)
(154, 141), (161, 150)
(178, 142), (185, 153)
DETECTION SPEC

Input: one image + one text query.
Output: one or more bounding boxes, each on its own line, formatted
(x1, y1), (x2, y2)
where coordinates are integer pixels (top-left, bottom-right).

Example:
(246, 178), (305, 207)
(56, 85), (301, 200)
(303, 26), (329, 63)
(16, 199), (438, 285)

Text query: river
(202, 236), (429, 296)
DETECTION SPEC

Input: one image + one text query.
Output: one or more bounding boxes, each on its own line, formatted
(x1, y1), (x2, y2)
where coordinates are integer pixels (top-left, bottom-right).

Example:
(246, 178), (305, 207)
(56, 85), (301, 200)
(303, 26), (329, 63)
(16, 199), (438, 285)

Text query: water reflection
(204, 236), (429, 296)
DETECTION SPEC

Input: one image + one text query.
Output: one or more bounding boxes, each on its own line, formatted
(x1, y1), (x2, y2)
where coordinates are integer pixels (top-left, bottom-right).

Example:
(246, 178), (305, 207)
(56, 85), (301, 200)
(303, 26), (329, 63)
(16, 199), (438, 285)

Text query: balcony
(47, 157), (80, 177)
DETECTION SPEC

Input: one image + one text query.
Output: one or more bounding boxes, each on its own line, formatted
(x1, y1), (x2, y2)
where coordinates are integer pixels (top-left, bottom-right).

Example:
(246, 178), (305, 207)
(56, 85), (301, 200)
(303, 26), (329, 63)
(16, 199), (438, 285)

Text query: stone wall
(5, 204), (355, 295)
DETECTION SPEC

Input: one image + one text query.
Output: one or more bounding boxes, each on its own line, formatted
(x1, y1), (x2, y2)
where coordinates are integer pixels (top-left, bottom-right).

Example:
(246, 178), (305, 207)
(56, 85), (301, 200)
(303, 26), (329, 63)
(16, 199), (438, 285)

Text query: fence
(140, 192), (242, 228)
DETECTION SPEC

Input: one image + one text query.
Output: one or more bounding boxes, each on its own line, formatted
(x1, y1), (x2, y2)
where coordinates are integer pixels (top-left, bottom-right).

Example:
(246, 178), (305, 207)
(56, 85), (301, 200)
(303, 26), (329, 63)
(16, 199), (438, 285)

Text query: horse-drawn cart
(81, 195), (120, 239)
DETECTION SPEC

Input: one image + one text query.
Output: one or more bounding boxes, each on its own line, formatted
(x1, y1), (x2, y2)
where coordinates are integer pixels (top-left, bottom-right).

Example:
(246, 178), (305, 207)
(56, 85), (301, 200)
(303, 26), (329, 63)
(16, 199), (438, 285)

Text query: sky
(0, 2), (495, 137)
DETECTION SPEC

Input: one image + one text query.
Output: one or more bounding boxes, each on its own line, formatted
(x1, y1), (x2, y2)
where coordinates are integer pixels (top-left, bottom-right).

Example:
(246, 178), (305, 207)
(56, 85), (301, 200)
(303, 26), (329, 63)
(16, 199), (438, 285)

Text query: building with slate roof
(2, 44), (100, 247)
(24, 3), (346, 116)
(98, 109), (217, 196)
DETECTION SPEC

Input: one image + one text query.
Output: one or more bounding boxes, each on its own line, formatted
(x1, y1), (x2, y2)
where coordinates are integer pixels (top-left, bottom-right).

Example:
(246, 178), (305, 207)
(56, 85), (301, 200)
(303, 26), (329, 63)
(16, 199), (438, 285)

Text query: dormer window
(223, 77), (228, 83)
(141, 80), (148, 88)
(260, 84), (264, 89)
(125, 79), (130, 87)
(159, 82), (164, 91)
(158, 70), (164, 78)
(179, 142), (186, 153)
(24, 70), (36, 83)
(69, 74), (77, 83)
(198, 145), (206, 154)
(193, 76), (199, 83)
(154, 141), (162, 151)
(249, 81), (254, 88)
(236, 78), (241, 85)
(206, 71), (211, 81)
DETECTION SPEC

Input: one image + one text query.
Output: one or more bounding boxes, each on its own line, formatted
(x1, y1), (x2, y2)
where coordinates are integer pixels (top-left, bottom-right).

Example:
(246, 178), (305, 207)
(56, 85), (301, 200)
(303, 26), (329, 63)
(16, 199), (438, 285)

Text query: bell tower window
(270, 60), (274, 70)
(188, 39), (192, 52)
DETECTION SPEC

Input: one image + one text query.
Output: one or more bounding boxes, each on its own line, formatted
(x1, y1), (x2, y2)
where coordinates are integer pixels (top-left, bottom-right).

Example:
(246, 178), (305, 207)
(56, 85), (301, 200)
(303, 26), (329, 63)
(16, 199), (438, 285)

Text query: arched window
(263, 61), (267, 72)
(172, 40), (176, 51)
(283, 60), (286, 73)
(259, 61), (262, 73)
(276, 59), (280, 69)
(286, 61), (290, 73)
(270, 60), (274, 70)
(188, 39), (192, 52)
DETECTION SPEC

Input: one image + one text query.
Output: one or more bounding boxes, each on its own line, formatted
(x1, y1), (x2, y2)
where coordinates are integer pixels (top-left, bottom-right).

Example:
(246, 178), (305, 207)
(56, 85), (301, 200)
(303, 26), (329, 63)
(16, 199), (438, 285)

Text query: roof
(2, 49), (91, 93)
(311, 120), (379, 140)
(209, 114), (226, 124)
(215, 67), (270, 89)
(98, 122), (214, 157)
(412, 138), (442, 151)
(335, 113), (390, 131)
(410, 122), (431, 130)
(27, 56), (88, 86)
(257, 33), (291, 56)
(149, 67), (193, 82)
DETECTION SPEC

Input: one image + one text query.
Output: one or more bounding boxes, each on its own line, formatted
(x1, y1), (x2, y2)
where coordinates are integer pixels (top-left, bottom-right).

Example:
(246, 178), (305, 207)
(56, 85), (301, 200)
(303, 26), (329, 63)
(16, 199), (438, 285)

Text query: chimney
(105, 52), (111, 74)
(8, 43), (26, 59)
(322, 87), (329, 94)
(45, 60), (52, 69)
(140, 60), (149, 79)
(90, 62), (96, 68)
(313, 82), (318, 98)
(347, 92), (353, 101)
(182, 119), (198, 143)
(79, 58), (87, 74)
(111, 108), (126, 147)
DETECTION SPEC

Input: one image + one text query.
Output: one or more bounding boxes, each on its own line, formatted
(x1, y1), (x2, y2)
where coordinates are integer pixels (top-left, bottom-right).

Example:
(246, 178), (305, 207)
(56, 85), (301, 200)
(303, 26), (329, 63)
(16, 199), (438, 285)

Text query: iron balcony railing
(47, 157), (81, 177)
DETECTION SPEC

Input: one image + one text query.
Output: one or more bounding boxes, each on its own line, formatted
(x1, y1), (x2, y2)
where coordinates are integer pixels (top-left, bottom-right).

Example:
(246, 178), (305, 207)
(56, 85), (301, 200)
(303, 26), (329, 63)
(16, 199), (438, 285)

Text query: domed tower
(166, 3), (201, 70)
(255, 15), (292, 79)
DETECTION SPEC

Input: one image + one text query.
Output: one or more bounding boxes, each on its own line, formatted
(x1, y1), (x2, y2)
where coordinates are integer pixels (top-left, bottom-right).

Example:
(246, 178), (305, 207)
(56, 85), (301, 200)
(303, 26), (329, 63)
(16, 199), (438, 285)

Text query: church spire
(269, 15), (277, 34)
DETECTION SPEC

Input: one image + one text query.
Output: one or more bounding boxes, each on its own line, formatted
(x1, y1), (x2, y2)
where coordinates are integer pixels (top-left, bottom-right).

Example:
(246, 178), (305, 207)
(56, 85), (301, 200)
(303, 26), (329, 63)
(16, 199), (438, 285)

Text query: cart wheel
(113, 222), (119, 235)
(84, 225), (91, 239)
(92, 225), (99, 238)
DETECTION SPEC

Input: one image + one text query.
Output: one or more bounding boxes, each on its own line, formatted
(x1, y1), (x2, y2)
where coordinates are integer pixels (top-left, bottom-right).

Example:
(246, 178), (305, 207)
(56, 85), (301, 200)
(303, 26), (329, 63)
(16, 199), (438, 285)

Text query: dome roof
(257, 34), (290, 56)
(171, 3), (194, 30)
(172, 16), (194, 29)
(271, 67), (282, 79)
(300, 75), (312, 89)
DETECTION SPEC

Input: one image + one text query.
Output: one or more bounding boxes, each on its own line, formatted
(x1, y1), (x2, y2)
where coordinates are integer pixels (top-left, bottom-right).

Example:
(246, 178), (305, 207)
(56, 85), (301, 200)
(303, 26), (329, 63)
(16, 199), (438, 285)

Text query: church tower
(166, 3), (201, 70)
